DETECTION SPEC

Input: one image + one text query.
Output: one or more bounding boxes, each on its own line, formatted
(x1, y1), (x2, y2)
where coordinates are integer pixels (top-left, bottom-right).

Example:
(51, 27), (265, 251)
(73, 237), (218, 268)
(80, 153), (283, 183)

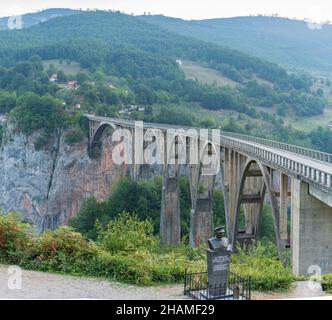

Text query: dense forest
(0, 10), (330, 153)
(139, 14), (332, 73)
(0, 11), (327, 117)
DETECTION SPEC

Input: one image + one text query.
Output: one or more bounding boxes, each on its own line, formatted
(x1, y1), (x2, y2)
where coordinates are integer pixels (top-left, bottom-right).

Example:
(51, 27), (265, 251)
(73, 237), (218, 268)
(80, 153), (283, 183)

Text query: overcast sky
(1, 0), (332, 22)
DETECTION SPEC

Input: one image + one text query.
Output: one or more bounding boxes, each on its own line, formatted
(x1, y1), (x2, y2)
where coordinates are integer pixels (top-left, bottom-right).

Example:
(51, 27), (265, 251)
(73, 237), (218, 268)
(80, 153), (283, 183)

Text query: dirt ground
(0, 265), (329, 300)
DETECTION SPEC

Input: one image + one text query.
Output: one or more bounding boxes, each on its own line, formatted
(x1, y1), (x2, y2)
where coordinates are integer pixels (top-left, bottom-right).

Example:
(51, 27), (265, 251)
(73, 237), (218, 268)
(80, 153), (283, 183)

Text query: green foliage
(0, 213), (204, 286)
(0, 212), (33, 263)
(0, 91), (17, 113)
(232, 241), (295, 291)
(11, 92), (65, 135)
(258, 205), (277, 242)
(64, 128), (85, 145)
(99, 212), (158, 254)
(322, 274), (332, 292)
(0, 213), (295, 289)
(310, 127), (332, 154)
(0, 11), (326, 119)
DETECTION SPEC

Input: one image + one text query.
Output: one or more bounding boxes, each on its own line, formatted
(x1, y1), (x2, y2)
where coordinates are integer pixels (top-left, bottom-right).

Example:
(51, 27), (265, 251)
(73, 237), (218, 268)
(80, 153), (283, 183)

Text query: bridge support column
(189, 198), (213, 247)
(160, 165), (181, 245)
(291, 179), (332, 275)
(279, 173), (289, 244)
(188, 161), (215, 247)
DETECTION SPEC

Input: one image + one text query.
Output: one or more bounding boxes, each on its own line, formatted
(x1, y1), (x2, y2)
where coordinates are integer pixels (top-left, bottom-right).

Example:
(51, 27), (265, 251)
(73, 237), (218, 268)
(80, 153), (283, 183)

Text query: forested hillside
(139, 15), (332, 73)
(0, 10), (331, 152)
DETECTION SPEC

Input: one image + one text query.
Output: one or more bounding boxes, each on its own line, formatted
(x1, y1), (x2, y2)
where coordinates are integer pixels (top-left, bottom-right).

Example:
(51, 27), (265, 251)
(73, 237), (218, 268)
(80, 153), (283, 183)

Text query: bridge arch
(232, 158), (282, 257)
(90, 122), (117, 150)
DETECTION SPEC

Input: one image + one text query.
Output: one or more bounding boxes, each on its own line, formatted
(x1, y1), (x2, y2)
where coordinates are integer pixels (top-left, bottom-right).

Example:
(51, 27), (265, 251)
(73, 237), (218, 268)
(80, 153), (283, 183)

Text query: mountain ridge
(138, 14), (332, 73)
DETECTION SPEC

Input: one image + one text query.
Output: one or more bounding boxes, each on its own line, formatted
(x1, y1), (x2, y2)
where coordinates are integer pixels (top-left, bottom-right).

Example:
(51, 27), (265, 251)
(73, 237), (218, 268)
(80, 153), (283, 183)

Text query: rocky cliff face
(0, 124), (130, 231)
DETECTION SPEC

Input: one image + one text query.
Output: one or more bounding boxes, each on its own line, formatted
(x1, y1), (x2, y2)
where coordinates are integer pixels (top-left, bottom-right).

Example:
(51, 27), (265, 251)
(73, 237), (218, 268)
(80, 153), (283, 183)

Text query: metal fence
(184, 270), (251, 300)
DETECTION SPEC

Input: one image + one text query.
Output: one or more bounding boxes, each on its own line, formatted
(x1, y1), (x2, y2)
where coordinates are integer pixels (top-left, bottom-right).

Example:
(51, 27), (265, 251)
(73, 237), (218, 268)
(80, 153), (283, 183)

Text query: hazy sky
(1, 0), (332, 22)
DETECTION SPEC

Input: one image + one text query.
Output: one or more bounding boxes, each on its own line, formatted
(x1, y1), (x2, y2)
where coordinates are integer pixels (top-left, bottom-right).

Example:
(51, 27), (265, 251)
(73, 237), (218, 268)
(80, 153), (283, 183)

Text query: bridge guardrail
(220, 131), (332, 164)
(86, 115), (332, 191)
(220, 135), (332, 191)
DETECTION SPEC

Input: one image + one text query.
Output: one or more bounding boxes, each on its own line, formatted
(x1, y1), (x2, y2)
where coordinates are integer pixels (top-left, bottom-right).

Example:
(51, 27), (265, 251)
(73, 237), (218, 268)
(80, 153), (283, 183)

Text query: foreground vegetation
(0, 212), (295, 291)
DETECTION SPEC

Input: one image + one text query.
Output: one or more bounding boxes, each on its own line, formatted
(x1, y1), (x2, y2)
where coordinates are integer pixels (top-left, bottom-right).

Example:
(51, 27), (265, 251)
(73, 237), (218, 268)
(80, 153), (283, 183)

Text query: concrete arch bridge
(86, 114), (332, 276)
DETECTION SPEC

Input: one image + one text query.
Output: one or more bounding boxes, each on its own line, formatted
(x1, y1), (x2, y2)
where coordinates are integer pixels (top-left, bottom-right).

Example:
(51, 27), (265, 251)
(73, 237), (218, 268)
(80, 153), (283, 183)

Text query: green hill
(0, 10), (331, 153)
(0, 10), (325, 117)
(138, 15), (332, 74)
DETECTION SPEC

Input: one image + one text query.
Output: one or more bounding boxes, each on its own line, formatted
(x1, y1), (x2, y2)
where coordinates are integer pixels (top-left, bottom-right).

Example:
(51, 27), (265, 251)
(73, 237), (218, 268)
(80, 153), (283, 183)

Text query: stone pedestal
(207, 246), (231, 297)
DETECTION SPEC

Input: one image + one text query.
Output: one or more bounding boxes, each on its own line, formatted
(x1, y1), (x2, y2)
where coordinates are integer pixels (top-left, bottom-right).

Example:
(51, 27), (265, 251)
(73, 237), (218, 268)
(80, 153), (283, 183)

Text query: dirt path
(0, 265), (329, 300)
(252, 281), (328, 300)
(0, 266), (186, 300)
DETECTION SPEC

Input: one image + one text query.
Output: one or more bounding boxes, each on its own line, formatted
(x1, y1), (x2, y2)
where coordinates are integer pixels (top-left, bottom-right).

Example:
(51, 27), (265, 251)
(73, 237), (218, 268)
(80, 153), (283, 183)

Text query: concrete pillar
(189, 198), (213, 247)
(280, 173), (289, 242)
(244, 204), (253, 234)
(291, 179), (332, 275)
(160, 168), (181, 245)
(189, 172), (215, 247)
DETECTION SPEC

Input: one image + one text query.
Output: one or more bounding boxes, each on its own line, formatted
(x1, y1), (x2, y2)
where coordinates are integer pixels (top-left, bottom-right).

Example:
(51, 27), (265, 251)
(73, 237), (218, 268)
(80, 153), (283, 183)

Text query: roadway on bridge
(230, 136), (332, 175)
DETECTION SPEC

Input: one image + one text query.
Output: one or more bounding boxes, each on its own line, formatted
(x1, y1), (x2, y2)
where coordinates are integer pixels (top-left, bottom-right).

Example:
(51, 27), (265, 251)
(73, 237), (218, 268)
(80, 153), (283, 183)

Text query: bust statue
(206, 226), (232, 298)
(208, 226), (232, 253)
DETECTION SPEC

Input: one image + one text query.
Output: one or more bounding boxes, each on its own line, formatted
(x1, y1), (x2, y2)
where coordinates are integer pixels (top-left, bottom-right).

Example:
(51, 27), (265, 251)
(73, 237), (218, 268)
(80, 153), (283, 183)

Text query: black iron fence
(184, 270), (251, 300)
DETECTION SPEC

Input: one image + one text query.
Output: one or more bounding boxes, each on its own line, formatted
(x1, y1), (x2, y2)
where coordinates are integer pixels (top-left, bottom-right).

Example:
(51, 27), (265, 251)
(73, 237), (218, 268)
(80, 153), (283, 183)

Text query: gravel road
(0, 265), (186, 300)
(0, 265), (329, 300)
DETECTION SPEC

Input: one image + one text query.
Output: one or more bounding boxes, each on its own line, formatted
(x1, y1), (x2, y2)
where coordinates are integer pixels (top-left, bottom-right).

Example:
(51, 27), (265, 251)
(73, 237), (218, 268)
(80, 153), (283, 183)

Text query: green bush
(322, 274), (332, 292)
(231, 242), (295, 291)
(99, 212), (158, 254)
(64, 128), (85, 145)
(0, 213), (295, 290)
(0, 213), (204, 286)
(0, 212), (33, 264)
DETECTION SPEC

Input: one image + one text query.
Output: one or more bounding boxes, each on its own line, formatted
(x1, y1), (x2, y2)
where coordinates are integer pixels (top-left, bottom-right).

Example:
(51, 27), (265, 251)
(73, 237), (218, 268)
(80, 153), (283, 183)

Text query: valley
(0, 7), (332, 301)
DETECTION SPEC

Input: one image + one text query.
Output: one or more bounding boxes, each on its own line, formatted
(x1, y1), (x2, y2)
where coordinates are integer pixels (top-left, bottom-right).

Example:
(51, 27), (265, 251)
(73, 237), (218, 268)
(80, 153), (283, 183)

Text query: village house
(49, 74), (58, 83)
(67, 80), (78, 90)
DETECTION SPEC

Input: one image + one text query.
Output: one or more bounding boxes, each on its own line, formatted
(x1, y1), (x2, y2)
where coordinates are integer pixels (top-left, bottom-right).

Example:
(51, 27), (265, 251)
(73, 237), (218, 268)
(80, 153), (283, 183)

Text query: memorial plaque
(206, 227), (232, 298)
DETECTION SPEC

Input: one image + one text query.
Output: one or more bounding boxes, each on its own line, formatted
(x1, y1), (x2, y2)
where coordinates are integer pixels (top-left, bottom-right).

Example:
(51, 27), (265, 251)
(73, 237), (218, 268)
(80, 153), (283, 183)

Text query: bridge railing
(220, 131), (332, 164)
(220, 135), (332, 190)
(87, 115), (332, 163)
(86, 115), (332, 190)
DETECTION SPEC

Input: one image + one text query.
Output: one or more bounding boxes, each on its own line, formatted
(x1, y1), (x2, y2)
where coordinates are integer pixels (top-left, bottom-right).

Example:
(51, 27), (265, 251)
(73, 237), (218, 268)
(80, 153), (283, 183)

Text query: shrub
(0, 214), (295, 290)
(322, 274), (332, 292)
(98, 212), (158, 254)
(64, 128), (84, 145)
(0, 212), (33, 264)
(231, 241), (295, 291)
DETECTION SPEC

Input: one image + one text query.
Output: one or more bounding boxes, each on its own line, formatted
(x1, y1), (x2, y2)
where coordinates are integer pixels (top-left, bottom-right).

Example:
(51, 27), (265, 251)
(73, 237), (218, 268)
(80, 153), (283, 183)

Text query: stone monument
(206, 226), (232, 298)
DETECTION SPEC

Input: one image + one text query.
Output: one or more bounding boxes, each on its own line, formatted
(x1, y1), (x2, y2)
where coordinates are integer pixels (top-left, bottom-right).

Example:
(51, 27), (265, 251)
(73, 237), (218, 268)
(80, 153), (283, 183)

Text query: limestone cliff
(0, 123), (130, 232)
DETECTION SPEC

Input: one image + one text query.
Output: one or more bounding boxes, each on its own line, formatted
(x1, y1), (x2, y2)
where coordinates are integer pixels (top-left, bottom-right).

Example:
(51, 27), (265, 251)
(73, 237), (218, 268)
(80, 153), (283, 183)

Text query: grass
(179, 60), (239, 88)
(42, 59), (84, 75)
(284, 105), (332, 132)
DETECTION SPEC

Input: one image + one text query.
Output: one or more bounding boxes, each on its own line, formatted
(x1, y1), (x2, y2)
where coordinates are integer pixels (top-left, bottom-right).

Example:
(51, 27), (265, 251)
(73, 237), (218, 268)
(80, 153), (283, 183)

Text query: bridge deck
(86, 115), (332, 191)
(231, 137), (332, 175)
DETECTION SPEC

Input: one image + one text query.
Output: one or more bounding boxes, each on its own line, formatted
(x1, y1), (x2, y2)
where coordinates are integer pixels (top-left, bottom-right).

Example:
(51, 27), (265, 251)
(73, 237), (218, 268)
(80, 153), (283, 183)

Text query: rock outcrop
(0, 124), (130, 231)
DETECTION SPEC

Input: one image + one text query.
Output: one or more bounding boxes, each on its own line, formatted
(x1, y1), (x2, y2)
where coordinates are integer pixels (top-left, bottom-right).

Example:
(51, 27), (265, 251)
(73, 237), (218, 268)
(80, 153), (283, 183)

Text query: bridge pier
(291, 179), (332, 275)
(279, 173), (290, 246)
(160, 165), (181, 245)
(85, 115), (332, 268)
(189, 174), (215, 247)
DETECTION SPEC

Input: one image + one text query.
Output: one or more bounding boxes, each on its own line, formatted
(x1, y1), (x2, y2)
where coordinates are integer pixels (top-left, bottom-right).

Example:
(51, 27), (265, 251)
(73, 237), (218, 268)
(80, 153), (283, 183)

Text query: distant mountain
(0, 8), (77, 31)
(138, 15), (332, 73)
(0, 11), (326, 117)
